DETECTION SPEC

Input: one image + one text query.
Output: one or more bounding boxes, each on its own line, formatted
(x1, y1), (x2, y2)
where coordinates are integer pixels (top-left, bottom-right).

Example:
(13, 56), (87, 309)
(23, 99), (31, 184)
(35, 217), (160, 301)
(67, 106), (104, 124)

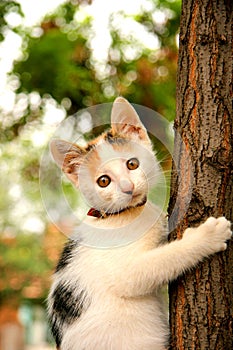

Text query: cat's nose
(119, 179), (134, 195)
(124, 190), (133, 195)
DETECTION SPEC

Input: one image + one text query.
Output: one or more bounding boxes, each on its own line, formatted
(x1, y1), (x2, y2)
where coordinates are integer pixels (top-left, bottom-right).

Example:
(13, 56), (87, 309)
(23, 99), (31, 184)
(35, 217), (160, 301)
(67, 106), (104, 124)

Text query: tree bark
(168, 0), (233, 349)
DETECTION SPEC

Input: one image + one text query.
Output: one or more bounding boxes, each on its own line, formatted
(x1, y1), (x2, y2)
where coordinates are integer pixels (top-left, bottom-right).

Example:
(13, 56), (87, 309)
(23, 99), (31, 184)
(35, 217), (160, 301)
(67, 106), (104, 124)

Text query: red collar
(87, 197), (147, 218)
(87, 207), (103, 218)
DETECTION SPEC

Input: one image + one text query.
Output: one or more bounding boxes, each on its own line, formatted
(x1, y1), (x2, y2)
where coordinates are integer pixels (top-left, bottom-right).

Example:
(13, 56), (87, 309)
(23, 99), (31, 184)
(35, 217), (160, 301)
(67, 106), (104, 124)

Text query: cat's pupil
(97, 175), (111, 188)
(127, 158), (139, 170)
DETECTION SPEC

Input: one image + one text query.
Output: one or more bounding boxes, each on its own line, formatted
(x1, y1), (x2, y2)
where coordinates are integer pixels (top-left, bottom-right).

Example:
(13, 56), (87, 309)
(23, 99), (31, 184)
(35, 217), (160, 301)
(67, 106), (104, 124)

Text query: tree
(168, 0), (233, 349)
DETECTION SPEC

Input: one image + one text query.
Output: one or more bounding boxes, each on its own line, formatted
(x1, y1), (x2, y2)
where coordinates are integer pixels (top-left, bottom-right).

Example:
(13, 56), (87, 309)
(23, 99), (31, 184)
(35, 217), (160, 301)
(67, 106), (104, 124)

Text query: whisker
(103, 202), (115, 215)
(146, 172), (171, 182)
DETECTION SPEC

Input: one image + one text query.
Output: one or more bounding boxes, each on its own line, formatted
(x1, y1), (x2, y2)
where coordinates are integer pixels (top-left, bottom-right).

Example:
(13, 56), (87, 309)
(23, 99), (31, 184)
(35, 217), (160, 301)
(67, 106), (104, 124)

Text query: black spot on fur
(49, 282), (90, 347)
(85, 143), (95, 152)
(50, 315), (62, 347)
(52, 284), (84, 322)
(105, 131), (127, 145)
(55, 240), (78, 273)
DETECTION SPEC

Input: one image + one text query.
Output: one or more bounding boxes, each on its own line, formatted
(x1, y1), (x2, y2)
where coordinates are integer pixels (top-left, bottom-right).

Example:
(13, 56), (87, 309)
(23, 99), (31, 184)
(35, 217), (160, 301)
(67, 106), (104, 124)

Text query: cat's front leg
(114, 217), (231, 298)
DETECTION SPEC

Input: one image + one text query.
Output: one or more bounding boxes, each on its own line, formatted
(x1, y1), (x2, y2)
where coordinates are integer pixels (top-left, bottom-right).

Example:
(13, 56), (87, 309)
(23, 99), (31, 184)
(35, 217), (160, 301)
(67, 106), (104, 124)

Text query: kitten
(47, 97), (232, 350)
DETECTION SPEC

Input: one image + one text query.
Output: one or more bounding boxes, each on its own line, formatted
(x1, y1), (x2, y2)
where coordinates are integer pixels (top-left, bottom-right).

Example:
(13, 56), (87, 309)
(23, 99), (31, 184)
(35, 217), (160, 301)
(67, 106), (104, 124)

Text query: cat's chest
(74, 222), (164, 281)
(75, 201), (166, 248)
(61, 203), (167, 292)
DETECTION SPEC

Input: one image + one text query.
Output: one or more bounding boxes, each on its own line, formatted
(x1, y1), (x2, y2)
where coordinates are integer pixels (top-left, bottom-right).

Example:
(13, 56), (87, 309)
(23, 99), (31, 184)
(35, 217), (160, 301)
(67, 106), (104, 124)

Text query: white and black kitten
(47, 97), (231, 350)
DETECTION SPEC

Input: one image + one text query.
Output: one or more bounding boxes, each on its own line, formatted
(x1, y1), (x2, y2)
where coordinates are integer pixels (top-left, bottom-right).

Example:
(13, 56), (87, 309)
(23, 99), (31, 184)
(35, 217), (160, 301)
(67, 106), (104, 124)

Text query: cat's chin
(131, 193), (144, 206)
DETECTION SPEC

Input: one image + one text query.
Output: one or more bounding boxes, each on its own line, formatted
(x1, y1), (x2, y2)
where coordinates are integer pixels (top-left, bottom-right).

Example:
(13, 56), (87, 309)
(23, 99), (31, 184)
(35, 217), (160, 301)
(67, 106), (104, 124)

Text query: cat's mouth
(126, 194), (147, 210)
(132, 193), (141, 200)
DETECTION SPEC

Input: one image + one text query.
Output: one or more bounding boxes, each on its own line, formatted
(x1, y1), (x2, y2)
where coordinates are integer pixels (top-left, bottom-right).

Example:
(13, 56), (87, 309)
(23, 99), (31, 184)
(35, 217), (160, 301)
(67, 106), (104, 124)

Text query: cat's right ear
(50, 139), (86, 186)
(111, 97), (151, 146)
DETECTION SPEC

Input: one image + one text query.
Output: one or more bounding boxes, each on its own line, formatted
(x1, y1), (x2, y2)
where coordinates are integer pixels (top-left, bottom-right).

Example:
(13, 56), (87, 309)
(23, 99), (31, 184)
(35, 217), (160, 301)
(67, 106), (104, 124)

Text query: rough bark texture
(168, 0), (233, 349)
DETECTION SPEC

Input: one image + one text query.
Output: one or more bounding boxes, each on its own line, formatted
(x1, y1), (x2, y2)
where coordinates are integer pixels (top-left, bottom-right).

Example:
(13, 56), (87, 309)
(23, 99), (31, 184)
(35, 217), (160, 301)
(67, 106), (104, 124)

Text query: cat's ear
(50, 139), (86, 186)
(111, 97), (150, 144)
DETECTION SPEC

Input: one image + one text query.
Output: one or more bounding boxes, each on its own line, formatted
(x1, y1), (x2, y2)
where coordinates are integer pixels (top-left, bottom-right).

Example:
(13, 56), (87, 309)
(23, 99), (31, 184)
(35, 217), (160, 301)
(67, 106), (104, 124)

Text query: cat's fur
(48, 97), (232, 350)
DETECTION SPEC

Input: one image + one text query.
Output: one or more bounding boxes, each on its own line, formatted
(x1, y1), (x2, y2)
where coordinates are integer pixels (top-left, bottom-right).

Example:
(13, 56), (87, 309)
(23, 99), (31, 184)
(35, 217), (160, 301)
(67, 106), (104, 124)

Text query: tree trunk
(168, 0), (233, 349)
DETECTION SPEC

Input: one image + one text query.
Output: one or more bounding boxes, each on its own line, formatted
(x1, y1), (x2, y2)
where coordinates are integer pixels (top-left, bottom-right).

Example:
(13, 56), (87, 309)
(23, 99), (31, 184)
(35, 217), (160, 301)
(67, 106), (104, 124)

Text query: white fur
(50, 209), (231, 350)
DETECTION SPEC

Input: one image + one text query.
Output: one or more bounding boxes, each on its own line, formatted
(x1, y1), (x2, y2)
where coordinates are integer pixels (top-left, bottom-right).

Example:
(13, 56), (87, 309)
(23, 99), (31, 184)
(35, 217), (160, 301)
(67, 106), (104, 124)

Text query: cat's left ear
(111, 97), (150, 144)
(50, 139), (86, 187)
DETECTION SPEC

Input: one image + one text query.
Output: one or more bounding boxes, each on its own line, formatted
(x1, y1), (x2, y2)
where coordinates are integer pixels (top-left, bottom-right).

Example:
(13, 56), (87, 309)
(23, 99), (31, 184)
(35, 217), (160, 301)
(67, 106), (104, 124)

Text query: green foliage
(1, 0), (181, 140)
(0, 0), (23, 41)
(16, 30), (102, 112)
(12, 0), (180, 124)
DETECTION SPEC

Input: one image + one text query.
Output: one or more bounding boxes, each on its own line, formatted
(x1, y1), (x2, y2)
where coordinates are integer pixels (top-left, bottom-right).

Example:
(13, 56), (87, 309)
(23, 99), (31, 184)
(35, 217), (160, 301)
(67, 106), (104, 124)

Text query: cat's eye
(126, 158), (140, 170)
(97, 175), (111, 188)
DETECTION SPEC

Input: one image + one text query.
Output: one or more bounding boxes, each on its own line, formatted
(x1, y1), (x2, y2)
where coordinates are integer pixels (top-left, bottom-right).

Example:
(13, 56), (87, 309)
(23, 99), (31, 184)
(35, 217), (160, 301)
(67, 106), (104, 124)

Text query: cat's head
(50, 97), (160, 214)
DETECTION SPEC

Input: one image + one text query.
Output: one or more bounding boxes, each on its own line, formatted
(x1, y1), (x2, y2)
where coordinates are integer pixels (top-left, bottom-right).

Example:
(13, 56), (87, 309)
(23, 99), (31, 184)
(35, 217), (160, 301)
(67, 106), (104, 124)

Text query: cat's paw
(184, 217), (232, 254)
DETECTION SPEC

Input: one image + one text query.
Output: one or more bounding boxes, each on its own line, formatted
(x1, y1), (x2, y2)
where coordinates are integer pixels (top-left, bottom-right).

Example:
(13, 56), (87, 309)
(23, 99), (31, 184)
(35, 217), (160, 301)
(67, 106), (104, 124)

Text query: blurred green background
(0, 0), (180, 348)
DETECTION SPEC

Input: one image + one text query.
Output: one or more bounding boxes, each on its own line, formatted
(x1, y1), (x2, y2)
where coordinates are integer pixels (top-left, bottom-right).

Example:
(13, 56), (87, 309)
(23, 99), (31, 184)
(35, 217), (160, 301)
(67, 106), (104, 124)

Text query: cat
(47, 97), (232, 350)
